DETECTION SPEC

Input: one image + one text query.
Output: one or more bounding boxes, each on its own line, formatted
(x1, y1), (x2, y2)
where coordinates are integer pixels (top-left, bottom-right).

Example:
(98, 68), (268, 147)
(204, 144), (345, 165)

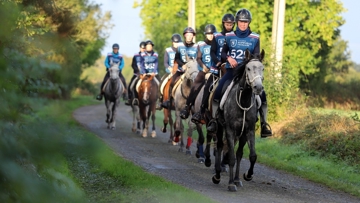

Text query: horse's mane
(233, 53), (263, 81)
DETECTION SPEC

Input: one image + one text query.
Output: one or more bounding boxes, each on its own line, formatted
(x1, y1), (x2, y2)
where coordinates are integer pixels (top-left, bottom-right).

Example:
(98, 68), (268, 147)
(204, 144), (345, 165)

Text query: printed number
(204, 55), (211, 63)
(219, 47), (223, 56)
(182, 56), (186, 62)
(230, 49), (244, 59)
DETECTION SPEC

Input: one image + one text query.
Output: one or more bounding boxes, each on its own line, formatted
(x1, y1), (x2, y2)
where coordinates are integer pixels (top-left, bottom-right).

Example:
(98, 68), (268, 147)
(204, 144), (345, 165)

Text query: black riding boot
(161, 86), (173, 109)
(259, 102), (272, 138)
(156, 95), (163, 110)
(206, 101), (219, 132)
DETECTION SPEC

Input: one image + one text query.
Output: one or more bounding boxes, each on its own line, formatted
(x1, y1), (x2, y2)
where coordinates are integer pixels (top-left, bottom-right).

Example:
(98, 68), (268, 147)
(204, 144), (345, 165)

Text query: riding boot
(96, 91), (103, 101)
(206, 101), (219, 132)
(125, 90), (132, 106)
(191, 107), (206, 124)
(180, 104), (191, 119)
(156, 95), (163, 110)
(161, 86), (173, 109)
(259, 102), (272, 138)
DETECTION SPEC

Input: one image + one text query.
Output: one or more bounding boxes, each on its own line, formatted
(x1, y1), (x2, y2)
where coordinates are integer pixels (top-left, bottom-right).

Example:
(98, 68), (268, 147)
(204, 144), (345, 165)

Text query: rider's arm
(139, 55), (145, 74)
(119, 57), (125, 71)
(163, 51), (171, 73)
(221, 41), (229, 63)
(210, 39), (219, 65)
(131, 55), (139, 74)
(175, 50), (185, 67)
(104, 55), (110, 69)
(196, 46), (208, 71)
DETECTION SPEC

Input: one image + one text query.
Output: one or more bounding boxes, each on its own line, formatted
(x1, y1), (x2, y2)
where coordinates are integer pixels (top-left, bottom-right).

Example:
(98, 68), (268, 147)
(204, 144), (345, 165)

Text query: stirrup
(206, 119), (217, 132)
(180, 108), (190, 119)
(261, 122), (272, 138)
(191, 111), (205, 124)
(96, 94), (102, 101)
(156, 103), (163, 110)
(161, 100), (171, 109)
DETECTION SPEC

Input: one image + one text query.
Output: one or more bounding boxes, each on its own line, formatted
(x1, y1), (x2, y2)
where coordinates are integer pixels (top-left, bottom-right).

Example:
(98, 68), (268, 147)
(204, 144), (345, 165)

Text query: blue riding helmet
(112, 43), (120, 49)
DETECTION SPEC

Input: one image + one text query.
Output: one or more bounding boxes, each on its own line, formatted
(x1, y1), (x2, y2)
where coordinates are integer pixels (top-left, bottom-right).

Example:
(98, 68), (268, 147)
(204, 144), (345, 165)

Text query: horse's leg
(204, 130), (213, 167)
(105, 100), (111, 128)
(234, 134), (247, 187)
(162, 81), (170, 133)
(244, 130), (257, 181)
(151, 104), (156, 138)
(212, 124), (223, 184)
(132, 106), (137, 132)
(185, 119), (193, 155)
(195, 123), (204, 162)
(140, 106), (147, 137)
(136, 106), (141, 134)
(110, 100), (118, 130)
(226, 128), (237, 191)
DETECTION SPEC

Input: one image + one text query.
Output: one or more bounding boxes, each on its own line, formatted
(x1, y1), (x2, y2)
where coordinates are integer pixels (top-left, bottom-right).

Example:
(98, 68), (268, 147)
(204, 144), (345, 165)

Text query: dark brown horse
(161, 77), (175, 143)
(138, 74), (158, 138)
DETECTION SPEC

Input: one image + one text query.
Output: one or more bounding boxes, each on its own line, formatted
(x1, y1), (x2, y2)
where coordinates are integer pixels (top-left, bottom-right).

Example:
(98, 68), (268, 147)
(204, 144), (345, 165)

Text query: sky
(96, 0), (359, 64)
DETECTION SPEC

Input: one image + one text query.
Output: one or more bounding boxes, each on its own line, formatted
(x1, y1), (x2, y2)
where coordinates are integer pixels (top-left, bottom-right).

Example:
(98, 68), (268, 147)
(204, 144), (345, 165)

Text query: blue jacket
(105, 52), (125, 71)
(140, 51), (159, 74)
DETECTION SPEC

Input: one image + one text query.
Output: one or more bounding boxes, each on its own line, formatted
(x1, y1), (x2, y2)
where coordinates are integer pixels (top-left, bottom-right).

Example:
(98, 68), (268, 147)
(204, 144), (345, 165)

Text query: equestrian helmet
(204, 24), (217, 34)
(112, 43), (119, 49)
(145, 40), (154, 46)
(221, 13), (235, 31)
(235, 8), (252, 22)
(139, 41), (146, 48)
(183, 27), (196, 36)
(171, 33), (183, 42)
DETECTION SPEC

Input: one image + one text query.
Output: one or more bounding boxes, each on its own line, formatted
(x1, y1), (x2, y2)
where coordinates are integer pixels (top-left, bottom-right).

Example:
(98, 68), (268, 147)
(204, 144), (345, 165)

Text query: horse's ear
(245, 49), (251, 61)
(149, 74), (154, 80)
(139, 74), (144, 80)
(185, 53), (189, 62)
(260, 49), (265, 61)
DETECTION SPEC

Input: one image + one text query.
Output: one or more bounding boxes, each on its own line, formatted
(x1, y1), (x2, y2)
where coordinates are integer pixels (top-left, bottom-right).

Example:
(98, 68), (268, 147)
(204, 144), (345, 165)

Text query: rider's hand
(151, 72), (155, 76)
(203, 67), (210, 73)
(182, 65), (187, 71)
(227, 57), (238, 68)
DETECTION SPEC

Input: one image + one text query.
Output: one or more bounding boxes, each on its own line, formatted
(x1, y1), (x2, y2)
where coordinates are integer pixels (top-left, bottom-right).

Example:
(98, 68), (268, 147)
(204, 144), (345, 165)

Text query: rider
(161, 27), (198, 109)
(179, 24), (217, 119)
(133, 40), (160, 105)
(207, 8), (272, 138)
(190, 13), (235, 124)
(96, 43), (127, 101)
(156, 33), (183, 110)
(125, 41), (146, 106)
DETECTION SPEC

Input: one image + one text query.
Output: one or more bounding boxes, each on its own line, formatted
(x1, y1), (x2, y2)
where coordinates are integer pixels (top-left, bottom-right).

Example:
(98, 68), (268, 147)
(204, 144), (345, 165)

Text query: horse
(138, 74), (158, 138)
(173, 58), (199, 154)
(103, 61), (124, 130)
(160, 71), (175, 144)
(212, 49), (265, 191)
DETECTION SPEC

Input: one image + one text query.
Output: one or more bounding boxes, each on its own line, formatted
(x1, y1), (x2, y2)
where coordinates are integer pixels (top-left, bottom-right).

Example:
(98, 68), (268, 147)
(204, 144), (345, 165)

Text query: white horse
(103, 61), (124, 130)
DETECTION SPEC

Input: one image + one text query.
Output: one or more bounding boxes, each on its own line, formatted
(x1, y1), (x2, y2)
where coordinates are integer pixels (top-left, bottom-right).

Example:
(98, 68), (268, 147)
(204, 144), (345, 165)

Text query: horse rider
(190, 13), (235, 124)
(207, 8), (272, 138)
(179, 24), (217, 120)
(156, 33), (183, 110)
(161, 27), (199, 109)
(132, 40), (160, 105)
(125, 41), (146, 106)
(96, 43), (127, 101)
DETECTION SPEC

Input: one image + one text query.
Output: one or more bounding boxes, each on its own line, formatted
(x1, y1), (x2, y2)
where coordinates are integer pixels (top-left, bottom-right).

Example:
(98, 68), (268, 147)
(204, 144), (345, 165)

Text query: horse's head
(184, 57), (199, 82)
(139, 74), (155, 105)
(109, 60), (120, 81)
(244, 49), (265, 95)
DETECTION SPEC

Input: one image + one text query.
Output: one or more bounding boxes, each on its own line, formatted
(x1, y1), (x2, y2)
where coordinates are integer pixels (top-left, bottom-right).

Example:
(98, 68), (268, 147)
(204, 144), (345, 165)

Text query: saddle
(171, 73), (185, 98)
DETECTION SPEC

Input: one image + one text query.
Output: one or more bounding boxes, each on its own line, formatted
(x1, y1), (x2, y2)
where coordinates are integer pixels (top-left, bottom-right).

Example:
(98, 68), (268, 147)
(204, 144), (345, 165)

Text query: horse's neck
(109, 78), (120, 92)
(235, 73), (253, 103)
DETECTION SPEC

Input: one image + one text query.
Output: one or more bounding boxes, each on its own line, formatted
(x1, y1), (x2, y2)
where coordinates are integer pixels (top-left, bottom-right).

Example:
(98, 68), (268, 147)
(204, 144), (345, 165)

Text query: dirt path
(73, 103), (359, 203)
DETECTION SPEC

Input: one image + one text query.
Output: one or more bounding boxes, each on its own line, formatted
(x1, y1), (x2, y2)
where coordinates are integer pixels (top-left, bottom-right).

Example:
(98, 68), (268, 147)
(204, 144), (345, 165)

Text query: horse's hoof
(111, 127), (115, 130)
(212, 175), (220, 184)
(174, 130), (181, 136)
(161, 127), (167, 133)
(205, 158), (211, 167)
(234, 178), (243, 187)
(168, 139), (172, 143)
(185, 149), (192, 155)
(228, 184), (237, 192)
(142, 131), (147, 138)
(132, 128), (136, 133)
(151, 131), (156, 138)
(178, 148), (183, 152)
(195, 150), (200, 158)
(136, 130), (141, 134)
(198, 157), (205, 163)
(243, 171), (253, 181)
(172, 141), (179, 146)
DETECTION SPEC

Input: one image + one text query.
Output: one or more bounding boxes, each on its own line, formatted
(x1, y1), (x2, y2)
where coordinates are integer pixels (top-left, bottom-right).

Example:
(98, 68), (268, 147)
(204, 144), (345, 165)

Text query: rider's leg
(96, 71), (110, 100)
(191, 75), (214, 124)
(180, 71), (205, 119)
(125, 75), (137, 105)
(207, 70), (233, 132)
(162, 71), (181, 109)
(259, 90), (272, 138)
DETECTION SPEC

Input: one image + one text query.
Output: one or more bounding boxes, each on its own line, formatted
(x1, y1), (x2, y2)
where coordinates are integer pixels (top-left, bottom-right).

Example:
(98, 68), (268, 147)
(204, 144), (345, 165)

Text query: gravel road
(73, 103), (360, 203)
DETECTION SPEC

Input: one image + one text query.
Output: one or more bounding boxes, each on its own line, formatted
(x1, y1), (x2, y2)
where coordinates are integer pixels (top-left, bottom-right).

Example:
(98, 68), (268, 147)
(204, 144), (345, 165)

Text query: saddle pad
(171, 74), (185, 98)
(160, 73), (173, 95)
(220, 80), (235, 110)
(136, 78), (142, 93)
(208, 78), (220, 111)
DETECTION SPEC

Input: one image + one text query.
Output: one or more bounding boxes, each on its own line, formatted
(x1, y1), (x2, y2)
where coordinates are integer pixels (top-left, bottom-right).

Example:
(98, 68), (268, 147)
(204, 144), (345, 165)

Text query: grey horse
(173, 58), (199, 154)
(103, 61), (124, 130)
(212, 49), (265, 191)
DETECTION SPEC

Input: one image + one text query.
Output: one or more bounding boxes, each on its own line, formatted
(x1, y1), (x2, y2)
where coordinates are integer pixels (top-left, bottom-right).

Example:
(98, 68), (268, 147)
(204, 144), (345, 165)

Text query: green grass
(38, 95), (216, 203)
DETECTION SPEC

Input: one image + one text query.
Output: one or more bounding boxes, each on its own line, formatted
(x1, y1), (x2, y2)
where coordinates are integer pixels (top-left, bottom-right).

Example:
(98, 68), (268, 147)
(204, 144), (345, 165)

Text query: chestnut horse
(138, 74), (158, 138)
